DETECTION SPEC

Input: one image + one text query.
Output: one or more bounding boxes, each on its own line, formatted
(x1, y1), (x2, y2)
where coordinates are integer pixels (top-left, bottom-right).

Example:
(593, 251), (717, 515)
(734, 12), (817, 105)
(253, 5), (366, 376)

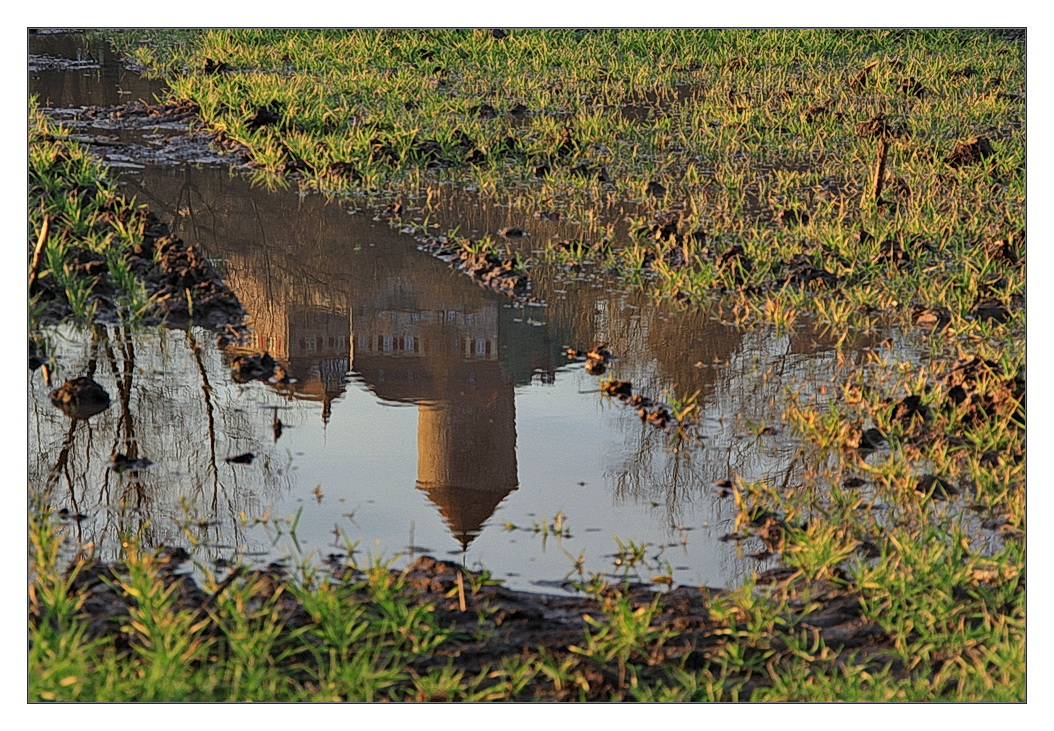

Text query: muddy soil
(32, 209), (249, 345)
(43, 99), (252, 169)
(54, 553), (893, 700)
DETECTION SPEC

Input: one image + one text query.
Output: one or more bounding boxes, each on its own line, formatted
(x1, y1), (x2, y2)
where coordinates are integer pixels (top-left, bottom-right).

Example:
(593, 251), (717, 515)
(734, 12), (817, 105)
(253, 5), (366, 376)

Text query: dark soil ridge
(415, 234), (535, 301)
(131, 213), (251, 343)
(31, 210), (250, 345)
(46, 552), (896, 701)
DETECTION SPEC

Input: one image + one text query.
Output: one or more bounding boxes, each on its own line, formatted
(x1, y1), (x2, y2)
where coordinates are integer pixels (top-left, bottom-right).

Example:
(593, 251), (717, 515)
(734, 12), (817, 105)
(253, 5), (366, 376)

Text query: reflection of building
(132, 165), (556, 549)
(417, 393), (518, 549)
(356, 308), (497, 362)
(354, 303), (518, 549)
(223, 265), (352, 422)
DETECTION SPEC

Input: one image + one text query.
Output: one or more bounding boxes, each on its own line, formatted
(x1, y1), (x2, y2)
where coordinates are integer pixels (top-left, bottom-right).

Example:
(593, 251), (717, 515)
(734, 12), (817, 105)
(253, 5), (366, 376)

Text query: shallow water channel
(30, 32), (890, 592)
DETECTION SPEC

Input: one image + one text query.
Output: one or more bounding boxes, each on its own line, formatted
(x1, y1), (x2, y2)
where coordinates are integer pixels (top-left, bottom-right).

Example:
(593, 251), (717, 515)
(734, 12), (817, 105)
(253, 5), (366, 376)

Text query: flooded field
(27, 31), (1002, 593)
(27, 29), (1025, 703)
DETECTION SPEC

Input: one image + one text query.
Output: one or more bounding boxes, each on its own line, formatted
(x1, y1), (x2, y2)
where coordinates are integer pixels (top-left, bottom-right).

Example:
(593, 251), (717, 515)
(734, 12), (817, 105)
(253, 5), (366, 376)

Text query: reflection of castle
(353, 304), (518, 549)
(223, 266), (352, 422)
(124, 162), (860, 560)
(136, 165), (552, 549)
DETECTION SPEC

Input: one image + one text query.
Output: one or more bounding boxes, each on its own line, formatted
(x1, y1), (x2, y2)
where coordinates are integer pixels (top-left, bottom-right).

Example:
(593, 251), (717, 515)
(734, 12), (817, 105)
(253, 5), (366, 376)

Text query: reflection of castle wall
(223, 261), (351, 406)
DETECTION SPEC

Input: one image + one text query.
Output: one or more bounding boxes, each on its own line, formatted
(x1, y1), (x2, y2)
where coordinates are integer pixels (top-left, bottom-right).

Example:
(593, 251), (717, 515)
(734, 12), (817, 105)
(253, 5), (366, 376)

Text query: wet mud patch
(42, 100), (252, 168)
(416, 234), (533, 300)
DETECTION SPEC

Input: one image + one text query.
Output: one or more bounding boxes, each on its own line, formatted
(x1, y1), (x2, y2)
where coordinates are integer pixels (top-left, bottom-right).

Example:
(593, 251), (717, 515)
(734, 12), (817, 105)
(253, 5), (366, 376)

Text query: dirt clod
(913, 306), (951, 329)
(109, 453), (153, 472)
(230, 352), (287, 384)
(225, 453), (255, 465)
(50, 377), (110, 419)
(945, 137), (994, 167)
(646, 180), (666, 198)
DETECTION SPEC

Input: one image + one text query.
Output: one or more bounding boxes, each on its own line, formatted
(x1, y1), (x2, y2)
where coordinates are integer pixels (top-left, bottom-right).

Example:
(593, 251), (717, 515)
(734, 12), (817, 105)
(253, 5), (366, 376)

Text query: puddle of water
(29, 31), (165, 109)
(28, 32), (980, 594)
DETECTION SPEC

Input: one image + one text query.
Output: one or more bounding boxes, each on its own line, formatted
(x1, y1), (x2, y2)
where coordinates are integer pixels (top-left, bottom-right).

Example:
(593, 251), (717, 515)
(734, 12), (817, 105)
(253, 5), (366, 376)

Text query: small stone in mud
(915, 474), (958, 500)
(583, 344), (612, 375)
(845, 426), (886, 450)
(891, 394), (930, 424)
(571, 163), (611, 183)
(226, 453), (255, 465)
(246, 101), (283, 130)
(158, 546), (191, 565)
(499, 226), (528, 238)
(626, 393), (651, 409)
(775, 208), (810, 228)
(326, 162), (361, 181)
(855, 114), (903, 139)
(602, 379), (633, 399)
(109, 453), (153, 473)
(802, 101), (832, 121)
(202, 58), (228, 74)
(644, 407), (671, 429)
(50, 377), (111, 419)
(950, 66), (977, 80)
(280, 158), (309, 175)
(783, 254), (837, 288)
(945, 137), (994, 167)
(230, 352), (284, 383)
(971, 299), (1011, 322)
(879, 238), (909, 265)
(645, 181), (666, 198)
(57, 508), (89, 522)
(982, 237), (1019, 264)
(913, 306), (951, 329)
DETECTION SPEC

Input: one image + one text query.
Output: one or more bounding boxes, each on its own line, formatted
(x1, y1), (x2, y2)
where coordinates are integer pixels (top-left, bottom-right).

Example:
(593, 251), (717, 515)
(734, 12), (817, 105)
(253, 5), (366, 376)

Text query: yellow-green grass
(28, 103), (152, 329)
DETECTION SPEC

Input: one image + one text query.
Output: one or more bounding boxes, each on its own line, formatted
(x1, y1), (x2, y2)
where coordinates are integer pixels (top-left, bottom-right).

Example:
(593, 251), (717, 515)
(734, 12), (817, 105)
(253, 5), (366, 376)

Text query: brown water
(28, 32), (896, 592)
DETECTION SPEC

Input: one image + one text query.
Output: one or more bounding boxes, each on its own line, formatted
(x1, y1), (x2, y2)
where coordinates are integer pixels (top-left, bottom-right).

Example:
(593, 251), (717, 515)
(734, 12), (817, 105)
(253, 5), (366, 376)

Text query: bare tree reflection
(28, 323), (291, 564)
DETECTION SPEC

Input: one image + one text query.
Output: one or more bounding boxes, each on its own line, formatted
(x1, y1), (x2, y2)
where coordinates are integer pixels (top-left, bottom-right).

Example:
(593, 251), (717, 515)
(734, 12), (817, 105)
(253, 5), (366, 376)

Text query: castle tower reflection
(354, 304), (519, 548)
